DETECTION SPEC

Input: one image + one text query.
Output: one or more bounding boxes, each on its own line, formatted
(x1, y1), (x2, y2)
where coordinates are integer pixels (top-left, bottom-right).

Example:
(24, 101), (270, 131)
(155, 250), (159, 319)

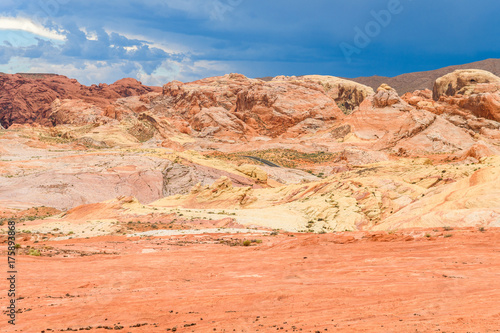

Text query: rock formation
(300, 75), (374, 113)
(0, 73), (160, 128)
(346, 84), (479, 156)
(157, 73), (344, 139)
(0, 66), (500, 232)
(433, 69), (500, 99)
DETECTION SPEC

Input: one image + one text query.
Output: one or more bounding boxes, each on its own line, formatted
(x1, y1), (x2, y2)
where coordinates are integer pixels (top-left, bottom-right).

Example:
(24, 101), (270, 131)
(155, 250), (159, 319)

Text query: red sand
(2, 229), (500, 332)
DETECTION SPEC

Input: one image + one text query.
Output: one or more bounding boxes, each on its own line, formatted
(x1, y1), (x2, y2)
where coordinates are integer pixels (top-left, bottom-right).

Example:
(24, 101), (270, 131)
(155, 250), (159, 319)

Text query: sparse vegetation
(208, 148), (340, 169)
(28, 248), (41, 256)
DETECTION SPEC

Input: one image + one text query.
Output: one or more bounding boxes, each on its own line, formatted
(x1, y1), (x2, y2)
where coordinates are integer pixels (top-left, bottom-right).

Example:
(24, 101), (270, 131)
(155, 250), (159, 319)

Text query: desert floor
(2, 228), (500, 332)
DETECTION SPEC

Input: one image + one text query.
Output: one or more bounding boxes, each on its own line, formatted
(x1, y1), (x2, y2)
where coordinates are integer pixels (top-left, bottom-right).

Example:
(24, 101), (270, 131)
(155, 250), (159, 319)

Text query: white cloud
(0, 16), (66, 41)
(79, 27), (98, 41)
(2, 53), (237, 87)
(124, 45), (138, 52)
(104, 28), (190, 55)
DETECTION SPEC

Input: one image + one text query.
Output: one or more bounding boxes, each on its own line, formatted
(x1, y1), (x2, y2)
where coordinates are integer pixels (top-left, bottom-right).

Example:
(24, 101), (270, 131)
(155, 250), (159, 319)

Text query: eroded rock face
(234, 78), (344, 137)
(161, 74), (251, 115)
(431, 70), (500, 122)
(433, 69), (500, 100)
(347, 84), (478, 155)
(373, 84), (403, 108)
(403, 87), (500, 140)
(441, 90), (500, 122)
(430, 70), (500, 122)
(0, 73), (160, 128)
(49, 99), (106, 126)
(298, 75), (374, 114)
(162, 161), (260, 197)
(191, 107), (246, 136)
(0, 153), (169, 210)
(158, 73), (345, 138)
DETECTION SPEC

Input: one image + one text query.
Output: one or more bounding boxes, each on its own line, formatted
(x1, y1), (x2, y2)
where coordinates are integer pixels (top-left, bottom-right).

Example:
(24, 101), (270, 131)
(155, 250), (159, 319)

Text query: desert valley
(1, 59), (500, 332)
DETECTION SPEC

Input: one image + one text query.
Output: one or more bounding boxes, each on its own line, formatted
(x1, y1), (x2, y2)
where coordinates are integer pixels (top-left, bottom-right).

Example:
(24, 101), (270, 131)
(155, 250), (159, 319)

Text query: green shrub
(28, 248), (41, 256)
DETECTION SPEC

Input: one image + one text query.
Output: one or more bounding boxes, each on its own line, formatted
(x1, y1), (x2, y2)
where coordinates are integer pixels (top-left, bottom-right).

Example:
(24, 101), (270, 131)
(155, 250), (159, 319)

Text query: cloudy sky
(0, 0), (498, 85)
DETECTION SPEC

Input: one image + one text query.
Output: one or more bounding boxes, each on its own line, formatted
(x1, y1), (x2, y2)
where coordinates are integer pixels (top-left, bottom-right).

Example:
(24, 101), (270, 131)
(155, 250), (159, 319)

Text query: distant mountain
(347, 58), (500, 94)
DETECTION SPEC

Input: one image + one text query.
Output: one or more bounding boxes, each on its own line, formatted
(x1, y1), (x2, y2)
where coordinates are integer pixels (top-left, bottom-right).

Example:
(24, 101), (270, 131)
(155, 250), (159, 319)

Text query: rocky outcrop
(347, 84), (477, 155)
(236, 164), (268, 183)
(440, 90), (500, 122)
(300, 75), (374, 113)
(374, 159), (500, 230)
(373, 84), (403, 108)
(433, 69), (500, 100)
(157, 73), (344, 139)
(430, 70), (500, 122)
(234, 78), (344, 137)
(162, 161), (260, 197)
(403, 84), (500, 140)
(0, 73), (160, 128)
(49, 99), (106, 126)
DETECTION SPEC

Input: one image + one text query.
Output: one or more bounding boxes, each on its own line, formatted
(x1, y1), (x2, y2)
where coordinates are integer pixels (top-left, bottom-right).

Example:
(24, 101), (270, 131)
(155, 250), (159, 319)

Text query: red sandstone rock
(433, 69), (500, 100)
(0, 73), (160, 128)
(346, 84), (479, 155)
(432, 70), (500, 122)
(158, 73), (344, 139)
(402, 87), (500, 141)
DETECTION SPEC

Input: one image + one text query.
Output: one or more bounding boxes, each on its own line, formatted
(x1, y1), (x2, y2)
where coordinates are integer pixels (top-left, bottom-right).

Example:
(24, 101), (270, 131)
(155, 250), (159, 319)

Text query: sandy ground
(1, 228), (500, 332)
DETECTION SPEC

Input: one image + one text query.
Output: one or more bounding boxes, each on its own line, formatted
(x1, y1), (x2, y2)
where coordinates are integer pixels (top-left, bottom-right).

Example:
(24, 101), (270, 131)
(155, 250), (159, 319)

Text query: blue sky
(0, 0), (498, 85)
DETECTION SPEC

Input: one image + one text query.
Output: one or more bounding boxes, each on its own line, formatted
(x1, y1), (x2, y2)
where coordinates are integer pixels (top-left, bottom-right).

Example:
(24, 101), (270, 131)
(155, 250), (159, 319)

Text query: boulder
(433, 69), (500, 100)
